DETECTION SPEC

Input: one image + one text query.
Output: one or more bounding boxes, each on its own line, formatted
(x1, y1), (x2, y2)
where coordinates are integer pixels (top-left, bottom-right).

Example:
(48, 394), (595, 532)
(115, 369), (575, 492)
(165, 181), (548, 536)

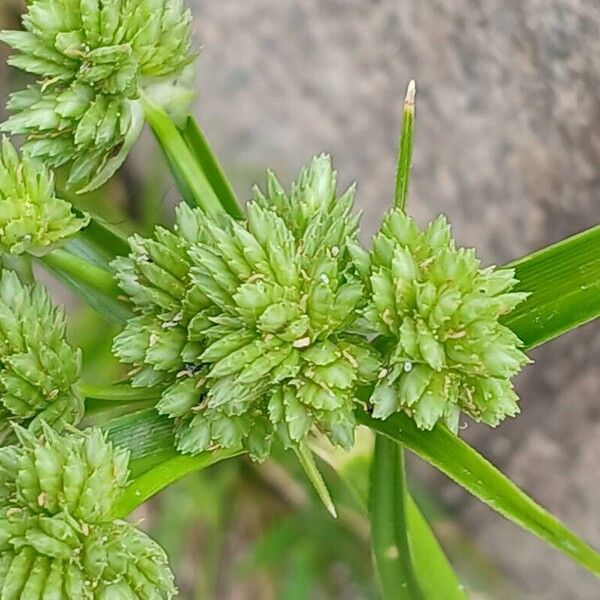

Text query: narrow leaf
(394, 80), (416, 212)
(180, 116), (244, 219)
(503, 223), (600, 348)
(295, 442), (337, 518)
(405, 494), (469, 600)
(111, 447), (242, 519)
(370, 434), (424, 599)
(141, 95), (226, 216)
(40, 242), (131, 324)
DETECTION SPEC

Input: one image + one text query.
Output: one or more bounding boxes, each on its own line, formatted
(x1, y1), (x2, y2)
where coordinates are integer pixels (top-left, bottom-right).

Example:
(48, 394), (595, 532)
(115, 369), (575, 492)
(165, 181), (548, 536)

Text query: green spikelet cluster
(0, 271), (83, 445)
(353, 208), (530, 430)
(0, 138), (88, 256)
(1, 0), (194, 192)
(113, 156), (379, 460)
(0, 426), (176, 598)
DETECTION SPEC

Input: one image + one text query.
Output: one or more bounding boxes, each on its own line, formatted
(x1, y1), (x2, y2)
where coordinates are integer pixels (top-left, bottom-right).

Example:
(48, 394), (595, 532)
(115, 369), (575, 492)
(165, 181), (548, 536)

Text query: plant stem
(79, 383), (162, 402)
(394, 80), (416, 212)
(141, 95), (226, 216)
(180, 116), (244, 219)
(370, 434), (424, 600)
(41, 248), (121, 299)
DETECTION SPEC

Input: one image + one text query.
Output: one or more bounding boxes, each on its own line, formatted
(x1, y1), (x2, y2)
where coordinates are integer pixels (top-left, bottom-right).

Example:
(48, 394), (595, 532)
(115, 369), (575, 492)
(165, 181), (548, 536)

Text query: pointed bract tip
(404, 80), (416, 110)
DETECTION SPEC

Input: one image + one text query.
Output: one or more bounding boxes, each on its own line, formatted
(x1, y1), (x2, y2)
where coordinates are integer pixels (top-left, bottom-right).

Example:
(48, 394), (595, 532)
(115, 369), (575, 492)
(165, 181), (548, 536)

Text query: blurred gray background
(2, 0), (600, 598)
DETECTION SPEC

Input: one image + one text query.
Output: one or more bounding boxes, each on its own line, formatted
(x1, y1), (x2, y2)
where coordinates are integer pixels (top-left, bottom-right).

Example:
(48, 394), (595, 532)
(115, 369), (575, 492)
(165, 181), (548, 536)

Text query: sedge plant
(0, 2), (599, 598)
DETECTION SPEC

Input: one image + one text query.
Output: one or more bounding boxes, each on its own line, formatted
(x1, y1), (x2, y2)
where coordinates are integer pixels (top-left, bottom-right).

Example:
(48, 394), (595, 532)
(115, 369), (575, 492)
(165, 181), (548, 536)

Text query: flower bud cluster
(351, 209), (530, 430)
(0, 426), (176, 598)
(1, 0), (194, 191)
(113, 156), (380, 459)
(0, 271), (84, 445)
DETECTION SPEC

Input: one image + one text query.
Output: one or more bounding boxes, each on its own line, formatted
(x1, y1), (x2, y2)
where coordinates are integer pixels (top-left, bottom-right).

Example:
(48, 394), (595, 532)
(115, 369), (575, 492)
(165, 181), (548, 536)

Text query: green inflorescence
(112, 156), (530, 458)
(352, 208), (530, 431)
(0, 425), (176, 599)
(0, 138), (89, 256)
(0, 270), (83, 445)
(1, 0), (195, 192)
(112, 155), (380, 460)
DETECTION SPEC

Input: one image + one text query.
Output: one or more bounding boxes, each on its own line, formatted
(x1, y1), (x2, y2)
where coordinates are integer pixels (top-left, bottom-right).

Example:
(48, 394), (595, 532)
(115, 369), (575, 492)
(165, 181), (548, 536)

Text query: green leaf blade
(358, 408), (600, 578)
(370, 435), (424, 600)
(180, 116), (244, 219)
(503, 223), (600, 348)
(405, 494), (468, 600)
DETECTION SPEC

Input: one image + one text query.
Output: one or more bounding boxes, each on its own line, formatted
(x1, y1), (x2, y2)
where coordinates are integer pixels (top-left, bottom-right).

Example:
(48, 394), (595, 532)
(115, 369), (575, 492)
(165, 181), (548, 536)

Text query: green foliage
(354, 209), (530, 430)
(0, 425), (176, 599)
(1, 0), (195, 192)
(0, 138), (88, 256)
(0, 270), (83, 445)
(113, 156), (380, 460)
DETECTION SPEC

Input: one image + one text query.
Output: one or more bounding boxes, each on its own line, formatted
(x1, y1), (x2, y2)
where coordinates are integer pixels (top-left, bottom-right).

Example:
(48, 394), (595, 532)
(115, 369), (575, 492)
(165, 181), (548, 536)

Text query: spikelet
(0, 271), (84, 445)
(0, 137), (88, 256)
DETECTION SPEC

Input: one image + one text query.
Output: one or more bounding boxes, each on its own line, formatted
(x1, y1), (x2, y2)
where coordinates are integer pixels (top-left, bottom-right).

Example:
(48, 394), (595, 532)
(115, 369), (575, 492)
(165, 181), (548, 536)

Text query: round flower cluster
(113, 156), (379, 459)
(0, 138), (88, 256)
(1, 0), (194, 191)
(0, 270), (83, 445)
(0, 425), (175, 598)
(352, 208), (530, 430)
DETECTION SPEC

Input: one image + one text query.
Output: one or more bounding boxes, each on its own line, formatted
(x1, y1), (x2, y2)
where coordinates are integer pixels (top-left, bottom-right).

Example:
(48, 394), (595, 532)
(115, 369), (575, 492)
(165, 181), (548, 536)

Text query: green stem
(79, 383), (162, 402)
(111, 447), (242, 518)
(141, 96), (225, 216)
(394, 80), (416, 212)
(41, 248), (121, 299)
(370, 434), (424, 600)
(180, 116), (244, 219)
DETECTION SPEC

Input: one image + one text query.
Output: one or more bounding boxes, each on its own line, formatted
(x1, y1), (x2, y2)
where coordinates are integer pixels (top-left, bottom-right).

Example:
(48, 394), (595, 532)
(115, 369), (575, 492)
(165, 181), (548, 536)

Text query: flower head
(0, 137), (88, 256)
(0, 425), (176, 599)
(355, 209), (530, 430)
(113, 156), (379, 459)
(0, 270), (83, 444)
(1, 0), (195, 191)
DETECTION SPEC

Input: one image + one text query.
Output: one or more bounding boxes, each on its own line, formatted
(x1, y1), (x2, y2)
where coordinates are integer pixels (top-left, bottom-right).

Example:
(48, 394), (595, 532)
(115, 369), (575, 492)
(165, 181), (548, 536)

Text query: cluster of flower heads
(0, 138), (88, 256)
(1, 0), (195, 191)
(0, 270), (84, 445)
(113, 156), (531, 454)
(0, 425), (176, 598)
(113, 156), (380, 460)
(351, 208), (530, 430)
